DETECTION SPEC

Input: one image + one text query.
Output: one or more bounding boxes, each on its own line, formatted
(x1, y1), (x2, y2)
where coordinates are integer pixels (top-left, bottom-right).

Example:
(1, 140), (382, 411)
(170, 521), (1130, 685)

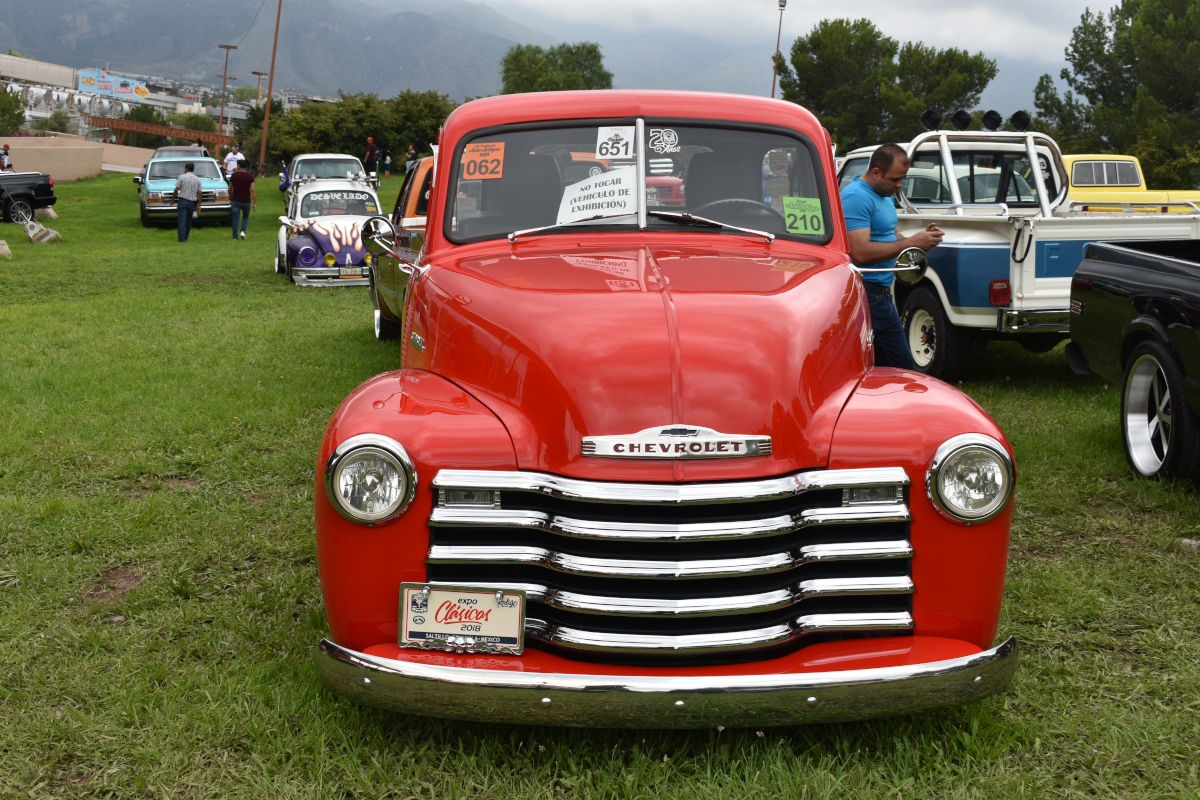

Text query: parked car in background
(313, 90), (1019, 729)
(134, 157), (230, 227)
(0, 171), (56, 223)
(838, 132), (1200, 382)
(137, 146), (211, 183)
(1063, 154), (1200, 211)
(372, 155), (433, 339)
(275, 177), (382, 286)
(1068, 240), (1200, 483)
(280, 153), (372, 204)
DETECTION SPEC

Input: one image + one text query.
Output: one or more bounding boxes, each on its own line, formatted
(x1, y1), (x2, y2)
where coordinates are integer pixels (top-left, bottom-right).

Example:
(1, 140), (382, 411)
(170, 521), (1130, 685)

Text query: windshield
(148, 160), (223, 181)
(295, 158), (365, 179)
(447, 121), (829, 243)
(300, 190), (379, 218)
(905, 151), (1053, 207)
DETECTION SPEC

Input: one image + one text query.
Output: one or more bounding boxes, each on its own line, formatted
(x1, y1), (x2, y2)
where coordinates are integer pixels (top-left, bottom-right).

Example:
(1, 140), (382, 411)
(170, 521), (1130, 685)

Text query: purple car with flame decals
(275, 179), (382, 286)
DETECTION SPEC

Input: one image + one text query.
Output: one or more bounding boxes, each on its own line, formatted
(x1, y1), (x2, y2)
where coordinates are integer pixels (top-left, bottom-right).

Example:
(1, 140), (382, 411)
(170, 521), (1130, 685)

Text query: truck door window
(839, 158), (868, 189)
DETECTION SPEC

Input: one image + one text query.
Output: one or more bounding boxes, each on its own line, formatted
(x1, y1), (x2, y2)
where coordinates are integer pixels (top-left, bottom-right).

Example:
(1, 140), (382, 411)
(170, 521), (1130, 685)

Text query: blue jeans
(867, 289), (915, 369)
(177, 198), (196, 242)
(231, 202), (251, 237)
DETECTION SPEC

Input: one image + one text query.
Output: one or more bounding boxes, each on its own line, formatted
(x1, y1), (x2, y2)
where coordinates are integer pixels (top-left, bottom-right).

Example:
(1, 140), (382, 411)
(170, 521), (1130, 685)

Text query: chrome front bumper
(314, 636), (1017, 728)
(291, 268), (370, 287)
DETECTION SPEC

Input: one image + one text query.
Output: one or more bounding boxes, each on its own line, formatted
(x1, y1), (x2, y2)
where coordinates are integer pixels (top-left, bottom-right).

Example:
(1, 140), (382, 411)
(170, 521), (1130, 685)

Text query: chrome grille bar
(429, 503), (910, 542)
(528, 611), (914, 654)
(432, 467), (909, 506)
(427, 541), (913, 580)
(429, 575), (913, 617)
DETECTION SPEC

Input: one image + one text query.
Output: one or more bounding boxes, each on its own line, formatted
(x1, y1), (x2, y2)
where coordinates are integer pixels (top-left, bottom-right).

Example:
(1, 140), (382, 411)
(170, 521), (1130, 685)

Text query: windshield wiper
(646, 211), (774, 244)
(507, 213), (633, 242)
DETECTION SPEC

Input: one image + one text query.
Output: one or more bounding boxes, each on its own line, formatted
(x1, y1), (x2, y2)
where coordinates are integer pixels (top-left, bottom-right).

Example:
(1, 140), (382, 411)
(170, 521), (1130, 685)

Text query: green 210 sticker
(782, 197), (825, 235)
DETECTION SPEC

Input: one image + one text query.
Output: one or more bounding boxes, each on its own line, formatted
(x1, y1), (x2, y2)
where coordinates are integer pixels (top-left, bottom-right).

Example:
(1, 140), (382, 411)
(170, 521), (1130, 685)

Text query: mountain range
(0, 0), (1048, 112)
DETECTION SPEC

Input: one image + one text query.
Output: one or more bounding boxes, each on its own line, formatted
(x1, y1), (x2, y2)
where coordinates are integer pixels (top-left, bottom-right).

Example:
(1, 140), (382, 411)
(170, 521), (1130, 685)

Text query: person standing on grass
(383, 150), (392, 178)
(171, 162), (203, 243)
(405, 144), (417, 174)
(223, 143), (246, 178)
(363, 136), (377, 176)
(841, 143), (944, 368)
(228, 160), (257, 240)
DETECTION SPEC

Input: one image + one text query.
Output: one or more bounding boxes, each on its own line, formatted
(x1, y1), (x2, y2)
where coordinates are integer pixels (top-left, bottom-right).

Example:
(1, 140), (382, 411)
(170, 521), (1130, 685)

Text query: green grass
(1, 173), (1199, 799)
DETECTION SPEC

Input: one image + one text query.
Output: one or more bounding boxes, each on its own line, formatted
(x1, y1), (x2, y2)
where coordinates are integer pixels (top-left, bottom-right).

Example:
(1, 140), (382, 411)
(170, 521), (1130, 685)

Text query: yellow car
(1064, 154), (1200, 212)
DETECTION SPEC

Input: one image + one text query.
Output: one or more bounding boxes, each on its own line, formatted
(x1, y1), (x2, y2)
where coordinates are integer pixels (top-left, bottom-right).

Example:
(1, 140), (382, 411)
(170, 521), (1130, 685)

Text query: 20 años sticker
(462, 141), (505, 180)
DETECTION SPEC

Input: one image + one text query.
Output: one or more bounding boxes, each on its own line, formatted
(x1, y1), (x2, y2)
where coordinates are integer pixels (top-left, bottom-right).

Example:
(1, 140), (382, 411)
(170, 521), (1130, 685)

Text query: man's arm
(847, 224), (944, 266)
(250, 177), (257, 210)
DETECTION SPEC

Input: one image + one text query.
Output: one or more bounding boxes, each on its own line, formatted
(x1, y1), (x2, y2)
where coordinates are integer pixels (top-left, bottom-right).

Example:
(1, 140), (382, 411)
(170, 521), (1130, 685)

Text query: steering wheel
(690, 198), (786, 226)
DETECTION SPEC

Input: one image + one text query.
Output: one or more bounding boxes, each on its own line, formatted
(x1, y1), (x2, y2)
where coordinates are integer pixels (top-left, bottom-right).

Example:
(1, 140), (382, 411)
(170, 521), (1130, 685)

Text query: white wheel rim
(13, 203), (31, 223)
(374, 309), (382, 340)
(1124, 354), (1173, 475)
(907, 308), (935, 367)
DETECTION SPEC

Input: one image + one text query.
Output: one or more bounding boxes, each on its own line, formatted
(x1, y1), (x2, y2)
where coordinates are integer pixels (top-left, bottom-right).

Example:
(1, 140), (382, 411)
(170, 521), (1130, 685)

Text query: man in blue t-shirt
(841, 143), (944, 369)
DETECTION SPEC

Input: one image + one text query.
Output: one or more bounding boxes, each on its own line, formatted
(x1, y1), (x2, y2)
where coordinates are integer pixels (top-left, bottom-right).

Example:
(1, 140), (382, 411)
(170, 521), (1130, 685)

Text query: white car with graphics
(275, 178), (383, 287)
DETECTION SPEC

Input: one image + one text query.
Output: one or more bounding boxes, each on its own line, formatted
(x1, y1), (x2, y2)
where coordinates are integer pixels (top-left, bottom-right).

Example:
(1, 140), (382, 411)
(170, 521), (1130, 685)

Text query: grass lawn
(1, 172), (1198, 799)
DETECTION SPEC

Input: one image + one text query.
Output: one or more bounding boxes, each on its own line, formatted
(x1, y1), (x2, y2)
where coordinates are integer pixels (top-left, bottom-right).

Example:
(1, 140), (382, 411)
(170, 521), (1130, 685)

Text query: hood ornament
(582, 426), (772, 459)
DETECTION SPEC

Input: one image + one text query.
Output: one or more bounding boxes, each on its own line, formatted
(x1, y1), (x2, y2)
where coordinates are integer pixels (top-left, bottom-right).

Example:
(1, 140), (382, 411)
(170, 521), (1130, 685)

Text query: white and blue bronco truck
(838, 130), (1200, 381)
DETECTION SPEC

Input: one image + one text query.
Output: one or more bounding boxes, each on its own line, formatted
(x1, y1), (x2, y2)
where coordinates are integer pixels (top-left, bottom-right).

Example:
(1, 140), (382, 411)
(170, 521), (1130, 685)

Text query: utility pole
(251, 70), (268, 106)
(218, 43), (237, 140)
(771, 0), (787, 99)
(258, 0), (283, 176)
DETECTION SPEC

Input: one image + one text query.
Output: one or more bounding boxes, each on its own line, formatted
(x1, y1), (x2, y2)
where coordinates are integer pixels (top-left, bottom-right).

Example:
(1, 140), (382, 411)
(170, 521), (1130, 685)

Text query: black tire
(274, 245), (286, 275)
(1120, 339), (1200, 483)
(140, 204), (151, 227)
(900, 286), (971, 382)
(372, 285), (401, 340)
(3, 197), (33, 224)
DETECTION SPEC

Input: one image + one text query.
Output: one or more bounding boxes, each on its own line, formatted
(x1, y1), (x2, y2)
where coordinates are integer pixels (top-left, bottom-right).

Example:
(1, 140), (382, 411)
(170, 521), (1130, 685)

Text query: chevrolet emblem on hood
(582, 426), (772, 459)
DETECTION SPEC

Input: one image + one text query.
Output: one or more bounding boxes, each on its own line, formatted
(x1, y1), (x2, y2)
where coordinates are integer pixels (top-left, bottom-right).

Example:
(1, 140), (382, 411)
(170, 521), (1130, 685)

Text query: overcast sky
(489, 0), (1099, 64)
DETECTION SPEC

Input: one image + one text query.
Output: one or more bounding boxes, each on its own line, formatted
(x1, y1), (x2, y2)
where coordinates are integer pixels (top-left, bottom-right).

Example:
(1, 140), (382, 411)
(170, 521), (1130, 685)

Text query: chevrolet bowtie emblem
(582, 426), (772, 459)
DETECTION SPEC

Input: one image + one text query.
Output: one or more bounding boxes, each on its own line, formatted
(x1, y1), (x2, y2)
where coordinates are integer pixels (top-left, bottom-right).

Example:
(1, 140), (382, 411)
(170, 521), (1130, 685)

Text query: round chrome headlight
(926, 434), (1014, 524)
(324, 434), (417, 524)
(298, 246), (318, 266)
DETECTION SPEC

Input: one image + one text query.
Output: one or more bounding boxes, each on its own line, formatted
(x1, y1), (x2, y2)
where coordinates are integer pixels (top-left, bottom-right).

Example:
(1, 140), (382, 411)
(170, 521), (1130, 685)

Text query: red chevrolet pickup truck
(313, 91), (1018, 728)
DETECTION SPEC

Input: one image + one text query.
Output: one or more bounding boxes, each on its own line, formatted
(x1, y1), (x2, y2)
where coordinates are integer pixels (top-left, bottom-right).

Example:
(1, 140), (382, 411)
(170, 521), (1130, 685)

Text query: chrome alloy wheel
(9, 199), (33, 224)
(1124, 353), (1173, 476)
(907, 308), (935, 367)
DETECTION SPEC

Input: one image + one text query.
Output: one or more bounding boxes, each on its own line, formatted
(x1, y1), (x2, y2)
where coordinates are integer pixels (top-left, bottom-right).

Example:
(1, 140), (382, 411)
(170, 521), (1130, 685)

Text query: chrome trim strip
(997, 308), (1071, 334)
(797, 540), (914, 563)
(431, 467), (909, 506)
(314, 635), (1018, 728)
(427, 545), (794, 579)
(429, 572), (912, 617)
(429, 503), (909, 542)
(795, 611), (913, 633)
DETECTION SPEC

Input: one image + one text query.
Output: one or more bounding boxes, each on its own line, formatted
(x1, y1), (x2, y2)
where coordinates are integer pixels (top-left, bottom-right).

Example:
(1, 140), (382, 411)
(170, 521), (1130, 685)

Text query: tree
(774, 19), (996, 151)
(0, 90), (25, 136)
(123, 104), (170, 149)
(32, 109), (71, 133)
(1033, 0), (1200, 188)
(232, 86), (257, 104)
(501, 43), (613, 94)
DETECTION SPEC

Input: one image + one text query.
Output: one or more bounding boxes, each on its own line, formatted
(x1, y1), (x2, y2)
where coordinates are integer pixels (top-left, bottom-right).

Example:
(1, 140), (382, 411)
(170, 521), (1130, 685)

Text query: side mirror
(132, 176), (142, 184)
(278, 215), (292, 227)
(364, 215), (421, 272)
(278, 172), (285, 181)
(893, 247), (928, 286)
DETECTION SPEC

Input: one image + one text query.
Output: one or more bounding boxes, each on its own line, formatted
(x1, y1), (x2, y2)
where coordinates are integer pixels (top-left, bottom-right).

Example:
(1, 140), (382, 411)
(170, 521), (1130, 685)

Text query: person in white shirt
(223, 144), (246, 178)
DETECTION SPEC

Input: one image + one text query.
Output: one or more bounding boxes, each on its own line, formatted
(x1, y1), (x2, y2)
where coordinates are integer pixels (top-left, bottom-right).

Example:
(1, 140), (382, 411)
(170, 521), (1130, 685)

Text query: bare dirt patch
(84, 567), (144, 603)
(165, 478), (198, 489)
(117, 485), (151, 498)
(246, 495), (267, 506)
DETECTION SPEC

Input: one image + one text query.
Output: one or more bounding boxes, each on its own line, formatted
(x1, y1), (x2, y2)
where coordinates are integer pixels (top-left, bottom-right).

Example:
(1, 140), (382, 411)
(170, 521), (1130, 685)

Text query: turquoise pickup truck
(134, 157), (231, 227)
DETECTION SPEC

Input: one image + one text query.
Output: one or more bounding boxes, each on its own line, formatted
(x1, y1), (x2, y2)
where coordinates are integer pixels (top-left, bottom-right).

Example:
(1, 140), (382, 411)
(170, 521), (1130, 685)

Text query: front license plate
(339, 267), (362, 278)
(400, 583), (525, 654)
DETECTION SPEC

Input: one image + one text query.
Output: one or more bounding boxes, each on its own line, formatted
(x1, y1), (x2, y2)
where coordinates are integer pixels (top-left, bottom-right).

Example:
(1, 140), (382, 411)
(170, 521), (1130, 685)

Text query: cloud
(489, 0), (1097, 63)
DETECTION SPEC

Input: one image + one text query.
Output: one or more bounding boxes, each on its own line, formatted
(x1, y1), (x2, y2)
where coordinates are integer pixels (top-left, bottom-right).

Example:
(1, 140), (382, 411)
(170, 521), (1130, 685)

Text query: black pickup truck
(0, 171), (57, 224)
(1068, 240), (1200, 483)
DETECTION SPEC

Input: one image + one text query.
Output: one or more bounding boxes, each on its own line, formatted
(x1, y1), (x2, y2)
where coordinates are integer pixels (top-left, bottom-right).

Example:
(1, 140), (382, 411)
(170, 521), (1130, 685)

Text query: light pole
(258, 0), (283, 176)
(252, 70), (268, 106)
(771, 0), (787, 99)
(218, 43), (237, 140)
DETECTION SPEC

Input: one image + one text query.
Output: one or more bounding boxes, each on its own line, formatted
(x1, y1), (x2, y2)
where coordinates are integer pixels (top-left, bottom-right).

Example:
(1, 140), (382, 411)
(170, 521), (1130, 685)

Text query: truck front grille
(427, 468), (914, 664)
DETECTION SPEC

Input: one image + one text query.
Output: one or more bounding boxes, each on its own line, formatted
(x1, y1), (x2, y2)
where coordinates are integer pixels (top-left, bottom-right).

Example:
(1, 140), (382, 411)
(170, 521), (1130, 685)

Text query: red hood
(411, 237), (870, 482)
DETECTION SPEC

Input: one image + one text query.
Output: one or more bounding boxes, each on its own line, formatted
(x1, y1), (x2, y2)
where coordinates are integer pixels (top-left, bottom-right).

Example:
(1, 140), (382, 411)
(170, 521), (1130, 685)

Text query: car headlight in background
(298, 246), (318, 266)
(325, 434), (417, 524)
(324, 253), (337, 266)
(926, 434), (1014, 524)
(364, 253), (373, 266)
